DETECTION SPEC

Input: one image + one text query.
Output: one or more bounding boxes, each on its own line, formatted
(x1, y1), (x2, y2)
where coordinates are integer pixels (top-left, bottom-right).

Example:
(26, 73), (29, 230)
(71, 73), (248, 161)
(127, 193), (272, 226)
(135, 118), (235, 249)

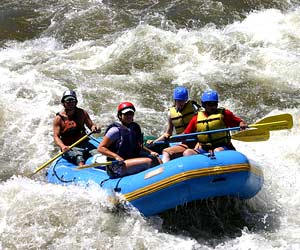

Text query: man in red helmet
(53, 90), (100, 166)
(98, 102), (161, 178)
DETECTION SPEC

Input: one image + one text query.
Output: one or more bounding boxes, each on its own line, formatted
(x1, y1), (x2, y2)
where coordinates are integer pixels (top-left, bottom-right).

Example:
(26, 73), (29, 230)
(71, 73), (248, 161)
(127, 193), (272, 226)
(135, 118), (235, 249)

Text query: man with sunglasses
(53, 90), (100, 166)
(182, 89), (247, 156)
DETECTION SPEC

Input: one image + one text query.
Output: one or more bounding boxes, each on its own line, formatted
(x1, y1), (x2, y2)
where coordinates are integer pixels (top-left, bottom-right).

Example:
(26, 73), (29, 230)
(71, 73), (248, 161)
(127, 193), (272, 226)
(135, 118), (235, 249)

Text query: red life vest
(57, 108), (86, 145)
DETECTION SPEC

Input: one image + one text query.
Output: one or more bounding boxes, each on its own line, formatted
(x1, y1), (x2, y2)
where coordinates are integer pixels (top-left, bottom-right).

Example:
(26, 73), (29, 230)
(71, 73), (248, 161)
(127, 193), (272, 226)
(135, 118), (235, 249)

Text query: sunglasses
(64, 99), (76, 103)
(205, 102), (218, 107)
(122, 111), (135, 116)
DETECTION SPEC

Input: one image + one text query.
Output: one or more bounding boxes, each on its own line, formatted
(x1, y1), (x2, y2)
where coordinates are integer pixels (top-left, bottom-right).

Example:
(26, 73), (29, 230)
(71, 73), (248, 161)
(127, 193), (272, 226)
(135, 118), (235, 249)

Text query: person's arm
(224, 109), (247, 129)
(183, 115), (197, 134)
(97, 127), (124, 161)
(83, 110), (101, 133)
(239, 120), (248, 129)
(146, 115), (173, 144)
(97, 135), (124, 161)
(53, 115), (69, 152)
(142, 144), (160, 157)
(182, 115), (200, 149)
(153, 116), (174, 142)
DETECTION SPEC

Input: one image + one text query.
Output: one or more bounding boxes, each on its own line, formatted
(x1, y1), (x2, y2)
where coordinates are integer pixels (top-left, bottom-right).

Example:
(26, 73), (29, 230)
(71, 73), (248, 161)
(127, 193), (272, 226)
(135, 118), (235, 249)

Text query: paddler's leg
(62, 146), (85, 166)
(183, 143), (206, 156)
(183, 148), (199, 156)
(123, 157), (152, 175)
(161, 144), (189, 163)
(107, 157), (154, 178)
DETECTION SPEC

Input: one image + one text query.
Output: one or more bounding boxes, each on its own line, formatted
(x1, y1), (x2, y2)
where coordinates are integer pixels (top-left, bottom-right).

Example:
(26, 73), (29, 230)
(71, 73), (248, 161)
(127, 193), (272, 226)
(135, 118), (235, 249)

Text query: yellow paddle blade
(232, 129), (270, 142)
(249, 120), (289, 131)
(252, 113), (293, 130)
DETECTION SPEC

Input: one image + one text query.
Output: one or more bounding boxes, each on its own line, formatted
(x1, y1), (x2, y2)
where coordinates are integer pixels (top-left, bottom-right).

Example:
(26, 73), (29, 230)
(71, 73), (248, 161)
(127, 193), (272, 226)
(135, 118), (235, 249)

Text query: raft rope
(51, 159), (77, 183)
(114, 178), (122, 192)
(100, 177), (122, 192)
(99, 178), (110, 187)
(208, 150), (216, 159)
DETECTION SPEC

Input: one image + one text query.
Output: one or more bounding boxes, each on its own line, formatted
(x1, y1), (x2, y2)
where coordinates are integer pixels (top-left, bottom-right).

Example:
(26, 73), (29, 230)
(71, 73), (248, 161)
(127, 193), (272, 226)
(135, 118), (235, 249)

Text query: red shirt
(184, 109), (243, 134)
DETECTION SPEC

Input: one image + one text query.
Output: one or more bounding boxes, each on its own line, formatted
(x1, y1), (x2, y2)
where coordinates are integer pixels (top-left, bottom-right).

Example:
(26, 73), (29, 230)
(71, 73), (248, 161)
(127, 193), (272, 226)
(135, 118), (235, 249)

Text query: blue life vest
(105, 122), (143, 160)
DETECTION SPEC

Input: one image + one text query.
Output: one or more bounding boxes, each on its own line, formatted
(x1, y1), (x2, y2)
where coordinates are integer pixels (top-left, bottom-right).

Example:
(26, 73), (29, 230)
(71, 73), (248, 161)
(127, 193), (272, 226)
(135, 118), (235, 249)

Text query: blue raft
(46, 139), (264, 217)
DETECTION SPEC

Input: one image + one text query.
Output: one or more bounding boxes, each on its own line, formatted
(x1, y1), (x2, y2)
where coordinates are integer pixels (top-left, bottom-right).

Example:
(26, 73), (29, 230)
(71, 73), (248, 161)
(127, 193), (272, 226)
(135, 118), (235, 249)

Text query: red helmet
(117, 102), (136, 114)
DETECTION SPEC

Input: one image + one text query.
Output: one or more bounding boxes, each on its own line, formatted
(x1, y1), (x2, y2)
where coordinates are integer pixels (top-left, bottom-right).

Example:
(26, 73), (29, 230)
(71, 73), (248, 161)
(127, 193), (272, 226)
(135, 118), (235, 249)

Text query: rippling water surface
(0, 0), (300, 249)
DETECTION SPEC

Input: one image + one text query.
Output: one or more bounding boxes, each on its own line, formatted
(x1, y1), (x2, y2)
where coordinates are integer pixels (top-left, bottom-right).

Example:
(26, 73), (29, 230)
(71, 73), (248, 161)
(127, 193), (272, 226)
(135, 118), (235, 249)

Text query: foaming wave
(0, 176), (199, 250)
(231, 109), (300, 245)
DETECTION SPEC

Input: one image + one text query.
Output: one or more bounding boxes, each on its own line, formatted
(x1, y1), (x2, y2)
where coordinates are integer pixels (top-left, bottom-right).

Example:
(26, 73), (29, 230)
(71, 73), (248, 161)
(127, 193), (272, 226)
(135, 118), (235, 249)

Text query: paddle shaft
(164, 117), (288, 141)
(154, 128), (269, 144)
(76, 160), (120, 170)
(168, 126), (241, 142)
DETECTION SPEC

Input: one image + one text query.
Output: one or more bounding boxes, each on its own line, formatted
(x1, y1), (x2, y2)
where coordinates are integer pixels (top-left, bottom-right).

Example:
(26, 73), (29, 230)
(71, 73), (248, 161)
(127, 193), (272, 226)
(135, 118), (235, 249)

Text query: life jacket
(170, 100), (200, 134)
(196, 108), (231, 146)
(57, 108), (85, 145)
(105, 122), (142, 160)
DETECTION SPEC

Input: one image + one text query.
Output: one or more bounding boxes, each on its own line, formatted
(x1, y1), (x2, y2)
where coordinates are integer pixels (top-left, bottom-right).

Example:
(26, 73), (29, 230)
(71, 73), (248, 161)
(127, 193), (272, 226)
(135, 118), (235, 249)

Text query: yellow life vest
(196, 108), (231, 146)
(170, 100), (199, 134)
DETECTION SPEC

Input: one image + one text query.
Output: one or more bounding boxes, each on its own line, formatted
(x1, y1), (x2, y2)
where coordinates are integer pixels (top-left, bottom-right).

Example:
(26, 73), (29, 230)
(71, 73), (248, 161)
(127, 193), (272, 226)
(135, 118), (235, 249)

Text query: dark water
(1, 1), (299, 115)
(160, 197), (281, 246)
(1, 0), (298, 44)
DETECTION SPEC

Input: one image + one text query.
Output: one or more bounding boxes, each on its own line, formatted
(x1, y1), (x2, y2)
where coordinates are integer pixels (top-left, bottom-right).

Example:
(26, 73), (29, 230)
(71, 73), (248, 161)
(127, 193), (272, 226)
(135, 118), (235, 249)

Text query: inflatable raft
(46, 138), (264, 217)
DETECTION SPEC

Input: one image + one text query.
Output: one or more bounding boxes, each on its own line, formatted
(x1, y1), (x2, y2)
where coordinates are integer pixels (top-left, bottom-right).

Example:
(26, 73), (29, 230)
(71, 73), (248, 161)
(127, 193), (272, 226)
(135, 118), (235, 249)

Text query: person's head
(201, 90), (218, 114)
(61, 90), (78, 110)
(173, 86), (188, 111)
(117, 102), (136, 125)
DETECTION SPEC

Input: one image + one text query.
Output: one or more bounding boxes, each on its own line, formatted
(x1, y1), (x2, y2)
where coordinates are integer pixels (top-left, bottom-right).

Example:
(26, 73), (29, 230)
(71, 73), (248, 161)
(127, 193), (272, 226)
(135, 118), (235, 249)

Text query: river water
(0, 0), (300, 249)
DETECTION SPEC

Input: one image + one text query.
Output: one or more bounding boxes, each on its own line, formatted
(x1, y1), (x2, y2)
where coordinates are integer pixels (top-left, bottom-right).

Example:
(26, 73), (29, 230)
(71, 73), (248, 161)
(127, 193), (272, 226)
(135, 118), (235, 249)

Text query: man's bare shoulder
(53, 111), (65, 122)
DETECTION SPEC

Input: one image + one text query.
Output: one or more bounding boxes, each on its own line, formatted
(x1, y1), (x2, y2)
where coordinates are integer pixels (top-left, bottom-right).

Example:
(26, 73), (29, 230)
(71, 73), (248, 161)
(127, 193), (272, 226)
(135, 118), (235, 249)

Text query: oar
(30, 131), (94, 176)
(76, 160), (120, 170)
(254, 113), (293, 130)
(163, 127), (265, 142)
(231, 129), (270, 142)
(153, 129), (270, 144)
(158, 113), (292, 143)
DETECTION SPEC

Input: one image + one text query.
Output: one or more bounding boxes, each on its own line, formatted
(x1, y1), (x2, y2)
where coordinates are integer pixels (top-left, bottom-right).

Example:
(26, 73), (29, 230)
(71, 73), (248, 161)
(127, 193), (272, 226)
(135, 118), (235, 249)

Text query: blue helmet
(173, 86), (188, 101)
(201, 90), (218, 103)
